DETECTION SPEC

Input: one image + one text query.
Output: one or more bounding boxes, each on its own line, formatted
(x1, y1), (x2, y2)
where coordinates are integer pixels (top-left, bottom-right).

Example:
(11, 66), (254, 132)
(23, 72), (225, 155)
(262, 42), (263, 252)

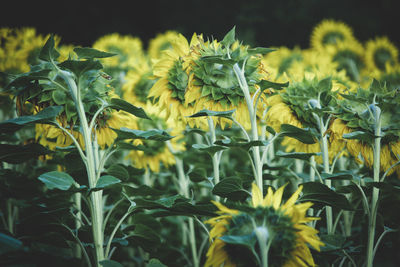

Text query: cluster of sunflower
(263, 19), (400, 174)
(2, 19), (400, 266)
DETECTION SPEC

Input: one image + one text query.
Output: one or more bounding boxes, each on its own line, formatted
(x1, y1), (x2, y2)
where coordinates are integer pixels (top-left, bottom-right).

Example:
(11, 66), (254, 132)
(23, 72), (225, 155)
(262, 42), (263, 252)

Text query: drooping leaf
(146, 258), (168, 267)
(258, 80), (289, 91)
(192, 143), (227, 156)
(0, 106), (62, 133)
(38, 171), (77, 190)
(247, 47), (276, 55)
(188, 109), (236, 119)
(212, 178), (248, 200)
(343, 131), (374, 144)
(109, 98), (150, 119)
(58, 59), (103, 77)
(106, 164), (130, 181)
(0, 233), (23, 255)
(0, 143), (52, 163)
(114, 128), (173, 141)
(279, 124), (317, 144)
(95, 175), (121, 190)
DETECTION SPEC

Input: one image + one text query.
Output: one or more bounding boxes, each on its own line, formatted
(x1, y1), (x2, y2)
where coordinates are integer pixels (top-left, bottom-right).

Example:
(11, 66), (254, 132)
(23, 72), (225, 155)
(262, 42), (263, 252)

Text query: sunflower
(205, 183), (323, 267)
(186, 37), (270, 130)
(126, 101), (186, 172)
(148, 33), (203, 128)
(327, 40), (366, 82)
(148, 30), (181, 60)
(92, 33), (144, 69)
(0, 27), (54, 73)
(310, 20), (357, 51)
(262, 46), (303, 81)
(364, 36), (398, 74)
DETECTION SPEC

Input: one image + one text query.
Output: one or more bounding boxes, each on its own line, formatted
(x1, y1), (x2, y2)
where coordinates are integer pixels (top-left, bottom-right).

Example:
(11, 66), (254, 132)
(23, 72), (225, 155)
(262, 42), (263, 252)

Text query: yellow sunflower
(92, 33), (145, 69)
(148, 33), (203, 128)
(364, 36), (398, 74)
(205, 183), (323, 267)
(310, 19), (357, 51)
(148, 30), (181, 60)
(0, 27), (55, 73)
(329, 118), (400, 176)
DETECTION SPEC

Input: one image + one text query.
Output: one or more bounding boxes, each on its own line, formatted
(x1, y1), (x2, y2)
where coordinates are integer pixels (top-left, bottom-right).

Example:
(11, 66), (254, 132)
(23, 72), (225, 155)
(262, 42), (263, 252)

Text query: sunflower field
(1, 20), (400, 267)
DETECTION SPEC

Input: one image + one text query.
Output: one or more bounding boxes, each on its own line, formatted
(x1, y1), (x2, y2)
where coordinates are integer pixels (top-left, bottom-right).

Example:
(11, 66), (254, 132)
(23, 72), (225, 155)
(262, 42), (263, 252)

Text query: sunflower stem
(233, 63), (263, 194)
(60, 71), (104, 266)
(207, 117), (221, 200)
(366, 105), (381, 267)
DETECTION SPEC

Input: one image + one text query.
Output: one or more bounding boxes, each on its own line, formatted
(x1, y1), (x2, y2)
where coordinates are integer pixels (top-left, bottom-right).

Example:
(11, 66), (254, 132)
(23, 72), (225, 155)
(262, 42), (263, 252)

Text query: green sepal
(247, 47), (276, 56)
(221, 26), (236, 47)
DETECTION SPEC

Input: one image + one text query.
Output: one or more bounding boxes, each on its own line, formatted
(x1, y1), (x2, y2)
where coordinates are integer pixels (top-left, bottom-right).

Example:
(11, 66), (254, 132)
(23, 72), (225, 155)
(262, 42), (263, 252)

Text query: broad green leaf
(0, 233), (23, 254)
(99, 260), (124, 267)
(319, 234), (346, 252)
(212, 178), (248, 200)
(0, 106), (62, 133)
(276, 151), (321, 160)
(74, 47), (117, 59)
(343, 131), (374, 144)
(58, 59), (103, 77)
(221, 26), (236, 47)
(5, 69), (52, 90)
(188, 109), (236, 119)
(95, 175), (121, 189)
(0, 143), (52, 163)
(299, 182), (353, 210)
(188, 167), (208, 182)
(109, 98), (150, 119)
(134, 195), (188, 210)
(317, 76), (332, 92)
(106, 164), (130, 181)
(123, 184), (164, 196)
(279, 124), (317, 144)
(200, 56), (236, 66)
(38, 171), (77, 190)
(192, 143), (227, 156)
(220, 234), (255, 248)
(39, 34), (60, 61)
(258, 80), (289, 91)
(215, 139), (271, 151)
(114, 128), (173, 141)
(52, 89), (67, 105)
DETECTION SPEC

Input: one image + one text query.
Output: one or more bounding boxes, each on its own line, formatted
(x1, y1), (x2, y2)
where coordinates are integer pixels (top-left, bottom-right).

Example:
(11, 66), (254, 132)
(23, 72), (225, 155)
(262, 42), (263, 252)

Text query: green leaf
(221, 26), (236, 47)
(99, 260), (124, 267)
(214, 139), (272, 151)
(114, 128), (173, 141)
(106, 164), (130, 181)
(317, 76), (332, 92)
(108, 98), (150, 119)
(279, 124), (317, 144)
(134, 195), (187, 209)
(38, 171), (77, 190)
(123, 185), (164, 196)
(74, 47), (117, 59)
(247, 47), (276, 55)
(275, 151), (321, 160)
(299, 182), (353, 210)
(188, 167), (208, 182)
(59, 59), (103, 77)
(39, 35), (60, 61)
(212, 178), (248, 200)
(219, 234), (255, 248)
(0, 143), (52, 163)
(95, 175), (121, 189)
(192, 143), (227, 156)
(200, 56), (236, 66)
(188, 109), (235, 119)
(52, 89), (67, 105)
(146, 258), (167, 267)
(258, 80), (289, 91)
(319, 234), (346, 252)
(0, 106), (62, 133)
(342, 131), (374, 144)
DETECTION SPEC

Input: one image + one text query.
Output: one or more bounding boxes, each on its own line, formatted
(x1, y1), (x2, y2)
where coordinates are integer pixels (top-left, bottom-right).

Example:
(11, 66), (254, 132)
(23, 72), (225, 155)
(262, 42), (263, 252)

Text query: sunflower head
(310, 20), (357, 51)
(148, 30), (181, 60)
(365, 36), (399, 73)
(205, 183), (323, 267)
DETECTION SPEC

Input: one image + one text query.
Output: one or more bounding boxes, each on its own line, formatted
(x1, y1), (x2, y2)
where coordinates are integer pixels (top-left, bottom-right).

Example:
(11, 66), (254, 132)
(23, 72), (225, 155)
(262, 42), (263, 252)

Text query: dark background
(1, 0), (399, 49)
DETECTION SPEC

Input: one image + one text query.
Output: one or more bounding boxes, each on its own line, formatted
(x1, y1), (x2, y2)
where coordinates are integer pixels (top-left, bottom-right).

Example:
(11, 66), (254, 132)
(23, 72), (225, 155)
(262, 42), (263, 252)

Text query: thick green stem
(62, 72), (104, 266)
(7, 199), (14, 235)
(233, 63), (263, 194)
(207, 117), (220, 189)
(366, 112), (381, 267)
